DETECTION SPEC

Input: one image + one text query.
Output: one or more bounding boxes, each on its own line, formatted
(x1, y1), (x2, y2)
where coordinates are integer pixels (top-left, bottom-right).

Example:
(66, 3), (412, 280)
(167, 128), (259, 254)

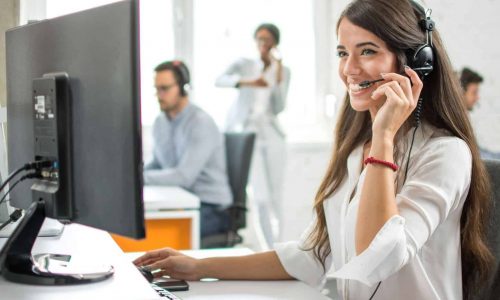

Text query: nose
(342, 55), (362, 78)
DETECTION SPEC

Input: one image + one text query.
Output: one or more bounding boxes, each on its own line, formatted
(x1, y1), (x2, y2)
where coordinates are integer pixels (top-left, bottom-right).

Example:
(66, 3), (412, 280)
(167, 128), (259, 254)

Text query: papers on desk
(143, 186), (200, 211)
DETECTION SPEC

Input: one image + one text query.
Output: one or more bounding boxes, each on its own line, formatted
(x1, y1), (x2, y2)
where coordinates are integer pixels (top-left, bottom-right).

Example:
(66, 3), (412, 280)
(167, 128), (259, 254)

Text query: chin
(349, 94), (372, 112)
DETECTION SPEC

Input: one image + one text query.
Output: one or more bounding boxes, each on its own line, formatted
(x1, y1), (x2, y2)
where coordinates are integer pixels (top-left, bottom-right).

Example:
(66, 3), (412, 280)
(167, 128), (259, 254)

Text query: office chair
(473, 159), (500, 300)
(201, 132), (256, 248)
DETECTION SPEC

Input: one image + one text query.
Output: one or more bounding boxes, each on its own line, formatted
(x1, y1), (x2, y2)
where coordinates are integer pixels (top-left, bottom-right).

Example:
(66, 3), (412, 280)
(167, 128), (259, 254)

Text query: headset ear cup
(411, 44), (434, 77)
(181, 84), (189, 96)
(176, 63), (190, 96)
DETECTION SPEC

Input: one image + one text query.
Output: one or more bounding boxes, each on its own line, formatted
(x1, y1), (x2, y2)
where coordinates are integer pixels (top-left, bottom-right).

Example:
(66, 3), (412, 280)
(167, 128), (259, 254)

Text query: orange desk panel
(112, 218), (192, 252)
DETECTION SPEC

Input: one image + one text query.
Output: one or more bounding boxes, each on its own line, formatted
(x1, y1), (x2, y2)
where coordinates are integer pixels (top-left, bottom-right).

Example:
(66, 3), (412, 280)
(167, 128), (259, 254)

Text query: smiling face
(337, 18), (398, 113)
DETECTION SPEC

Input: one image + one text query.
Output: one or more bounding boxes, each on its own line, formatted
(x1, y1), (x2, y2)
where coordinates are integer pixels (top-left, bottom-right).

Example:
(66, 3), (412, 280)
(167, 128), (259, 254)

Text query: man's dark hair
(254, 23), (280, 45)
(154, 60), (190, 96)
(460, 67), (483, 90)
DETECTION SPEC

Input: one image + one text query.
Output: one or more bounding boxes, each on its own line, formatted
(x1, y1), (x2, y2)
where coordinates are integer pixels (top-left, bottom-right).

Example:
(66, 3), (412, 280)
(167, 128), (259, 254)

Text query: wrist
(371, 131), (395, 147)
(238, 80), (254, 88)
(197, 258), (210, 278)
(369, 135), (394, 161)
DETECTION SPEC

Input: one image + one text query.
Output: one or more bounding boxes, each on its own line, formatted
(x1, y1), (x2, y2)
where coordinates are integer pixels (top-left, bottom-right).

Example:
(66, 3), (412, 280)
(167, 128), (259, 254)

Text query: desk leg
(191, 210), (200, 249)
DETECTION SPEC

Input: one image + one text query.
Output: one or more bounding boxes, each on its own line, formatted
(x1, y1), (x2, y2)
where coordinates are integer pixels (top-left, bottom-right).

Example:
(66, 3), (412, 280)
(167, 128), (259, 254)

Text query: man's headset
(408, 0), (435, 78)
(171, 60), (190, 96)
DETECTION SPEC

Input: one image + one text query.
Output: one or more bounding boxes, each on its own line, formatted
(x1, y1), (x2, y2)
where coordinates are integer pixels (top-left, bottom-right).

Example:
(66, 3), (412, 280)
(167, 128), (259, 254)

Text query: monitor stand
(0, 200), (114, 285)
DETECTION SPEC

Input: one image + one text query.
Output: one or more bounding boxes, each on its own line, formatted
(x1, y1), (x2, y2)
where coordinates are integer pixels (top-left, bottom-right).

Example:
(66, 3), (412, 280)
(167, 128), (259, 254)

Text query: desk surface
(1, 223), (329, 300)
(144, 185), (200, 210)
(127, 249), (330, 300)
(0, 224), (159, 300)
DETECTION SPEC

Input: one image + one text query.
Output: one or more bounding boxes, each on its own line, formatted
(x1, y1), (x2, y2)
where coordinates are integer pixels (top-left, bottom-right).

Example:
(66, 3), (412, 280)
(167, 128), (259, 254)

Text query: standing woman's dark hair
(254, 23), (280, 45)
(304, 0), (493, 298)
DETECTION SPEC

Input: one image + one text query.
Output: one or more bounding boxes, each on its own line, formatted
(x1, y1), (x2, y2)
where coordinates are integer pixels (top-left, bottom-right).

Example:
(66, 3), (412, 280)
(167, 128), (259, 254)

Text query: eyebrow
(337, 41), (380, 50)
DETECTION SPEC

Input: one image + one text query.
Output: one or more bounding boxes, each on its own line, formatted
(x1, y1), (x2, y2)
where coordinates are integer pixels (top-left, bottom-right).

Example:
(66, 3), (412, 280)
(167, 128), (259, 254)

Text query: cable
(0, 160), (52, 194)
(0, 209), (23, 231)
(403, 97), (423, 184)
(368, 281), (382, 300)
(0, 170), (41, 232)
(0, 166), (29, 194)
(0, 171), (42, 207)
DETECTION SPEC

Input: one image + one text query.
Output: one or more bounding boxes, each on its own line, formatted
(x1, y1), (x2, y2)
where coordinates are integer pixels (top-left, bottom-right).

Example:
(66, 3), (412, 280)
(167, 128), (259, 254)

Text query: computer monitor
(0, 0), (145, 285)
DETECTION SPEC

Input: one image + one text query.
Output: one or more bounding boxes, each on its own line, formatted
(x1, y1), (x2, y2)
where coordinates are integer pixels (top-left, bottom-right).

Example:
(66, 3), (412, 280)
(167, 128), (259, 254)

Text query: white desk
(1, 224), (330, 299)
(143, 186), (201, 249)
(127, 249), (331, 300)
(144, 186), (200, 211)
(0, 224), (160, 300)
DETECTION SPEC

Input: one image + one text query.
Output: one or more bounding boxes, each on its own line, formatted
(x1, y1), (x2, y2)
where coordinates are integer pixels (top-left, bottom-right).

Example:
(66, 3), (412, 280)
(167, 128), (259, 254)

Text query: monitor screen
(5, 0), (145, 239)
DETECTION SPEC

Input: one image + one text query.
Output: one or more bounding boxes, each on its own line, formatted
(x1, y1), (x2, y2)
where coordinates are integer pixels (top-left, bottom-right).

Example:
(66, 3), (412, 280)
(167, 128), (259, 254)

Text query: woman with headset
(215, 23), (291, 246)
(135, 1), (492, 299)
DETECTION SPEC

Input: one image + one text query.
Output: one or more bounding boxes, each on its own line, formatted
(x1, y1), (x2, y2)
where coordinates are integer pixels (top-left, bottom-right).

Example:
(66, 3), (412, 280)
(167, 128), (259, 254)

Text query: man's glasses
(155, 83), (177, 94)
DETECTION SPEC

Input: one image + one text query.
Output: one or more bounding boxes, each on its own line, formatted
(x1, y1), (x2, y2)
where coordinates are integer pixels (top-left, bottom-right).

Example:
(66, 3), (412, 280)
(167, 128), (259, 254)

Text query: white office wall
(431, 0), (500, 152)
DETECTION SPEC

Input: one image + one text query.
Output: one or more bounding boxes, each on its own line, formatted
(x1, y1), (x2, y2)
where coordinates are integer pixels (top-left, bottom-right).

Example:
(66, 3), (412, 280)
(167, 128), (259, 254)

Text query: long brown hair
(304, 0), (493, 298)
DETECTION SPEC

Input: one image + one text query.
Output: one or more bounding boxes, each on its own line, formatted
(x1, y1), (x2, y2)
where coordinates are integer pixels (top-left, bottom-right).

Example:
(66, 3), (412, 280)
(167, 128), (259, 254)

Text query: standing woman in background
(215, 23), (291, 245)
(135, 1), (493, 299)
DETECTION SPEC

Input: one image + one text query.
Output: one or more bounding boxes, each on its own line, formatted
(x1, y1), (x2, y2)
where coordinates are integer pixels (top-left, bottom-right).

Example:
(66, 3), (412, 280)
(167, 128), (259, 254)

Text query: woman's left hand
(370, 66), (423, 140)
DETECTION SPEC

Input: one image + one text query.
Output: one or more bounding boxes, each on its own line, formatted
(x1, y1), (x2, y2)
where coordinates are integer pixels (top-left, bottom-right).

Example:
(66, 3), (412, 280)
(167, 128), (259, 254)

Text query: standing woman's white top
(215, 57), (291, 133)
(275, 123), (471, 300)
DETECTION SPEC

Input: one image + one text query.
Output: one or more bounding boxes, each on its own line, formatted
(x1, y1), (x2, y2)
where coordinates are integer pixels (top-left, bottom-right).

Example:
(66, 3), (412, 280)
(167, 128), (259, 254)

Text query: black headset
(408, 0), (435, 78)
(171, 60), (190, 96)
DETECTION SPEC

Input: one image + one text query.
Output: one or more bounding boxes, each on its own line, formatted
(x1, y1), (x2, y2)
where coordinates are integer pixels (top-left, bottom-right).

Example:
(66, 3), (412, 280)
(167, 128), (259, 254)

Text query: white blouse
(275, 123), (472, 300)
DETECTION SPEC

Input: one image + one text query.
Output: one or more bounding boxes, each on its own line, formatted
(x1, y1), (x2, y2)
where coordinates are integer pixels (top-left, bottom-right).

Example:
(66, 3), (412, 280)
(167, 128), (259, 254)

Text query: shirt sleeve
(143, 116), (220, 188)
(269, 66), (290, 115)
(331, 138), (472, 286)
(215, 59), (243, 88)
(274, 219), (333, 289)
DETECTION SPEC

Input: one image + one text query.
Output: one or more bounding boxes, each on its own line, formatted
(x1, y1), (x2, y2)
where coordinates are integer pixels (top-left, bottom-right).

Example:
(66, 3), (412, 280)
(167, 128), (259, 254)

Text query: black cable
(0, 178), (26, 207)
(0, 209), (23, 231)
(403, 97), (423, 184)
(0, 160), (52, 194)
(0, 171), (42, 207)
(0, 171), (41, 232)
(0, 166), (28, 194)
(368, 281), (382, 300)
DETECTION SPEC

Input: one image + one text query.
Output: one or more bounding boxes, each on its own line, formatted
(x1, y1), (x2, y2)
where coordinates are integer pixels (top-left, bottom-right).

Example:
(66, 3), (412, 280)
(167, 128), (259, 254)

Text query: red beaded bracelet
(364, 157), (398, 172)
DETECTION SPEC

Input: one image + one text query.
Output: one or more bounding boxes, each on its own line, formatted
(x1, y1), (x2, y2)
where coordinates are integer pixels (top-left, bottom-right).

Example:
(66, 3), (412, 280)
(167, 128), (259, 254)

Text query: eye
(337, 51), (348, 58)
(361, 48), (376, 56)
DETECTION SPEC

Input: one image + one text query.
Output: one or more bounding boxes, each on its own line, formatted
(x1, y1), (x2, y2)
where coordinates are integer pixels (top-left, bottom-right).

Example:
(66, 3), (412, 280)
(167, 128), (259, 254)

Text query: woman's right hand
(238, 77), (268, 88)
(133, 247), (202, 281)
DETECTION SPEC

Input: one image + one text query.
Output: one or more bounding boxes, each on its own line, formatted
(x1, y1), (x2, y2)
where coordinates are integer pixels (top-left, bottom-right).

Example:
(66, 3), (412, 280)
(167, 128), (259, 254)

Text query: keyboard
(151, 283), (182, 299)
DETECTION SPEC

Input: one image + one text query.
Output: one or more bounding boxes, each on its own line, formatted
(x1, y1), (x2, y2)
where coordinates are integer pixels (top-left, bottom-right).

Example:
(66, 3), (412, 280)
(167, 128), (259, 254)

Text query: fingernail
(404, 65), (410, 69)
(380, 73), (386, 76)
